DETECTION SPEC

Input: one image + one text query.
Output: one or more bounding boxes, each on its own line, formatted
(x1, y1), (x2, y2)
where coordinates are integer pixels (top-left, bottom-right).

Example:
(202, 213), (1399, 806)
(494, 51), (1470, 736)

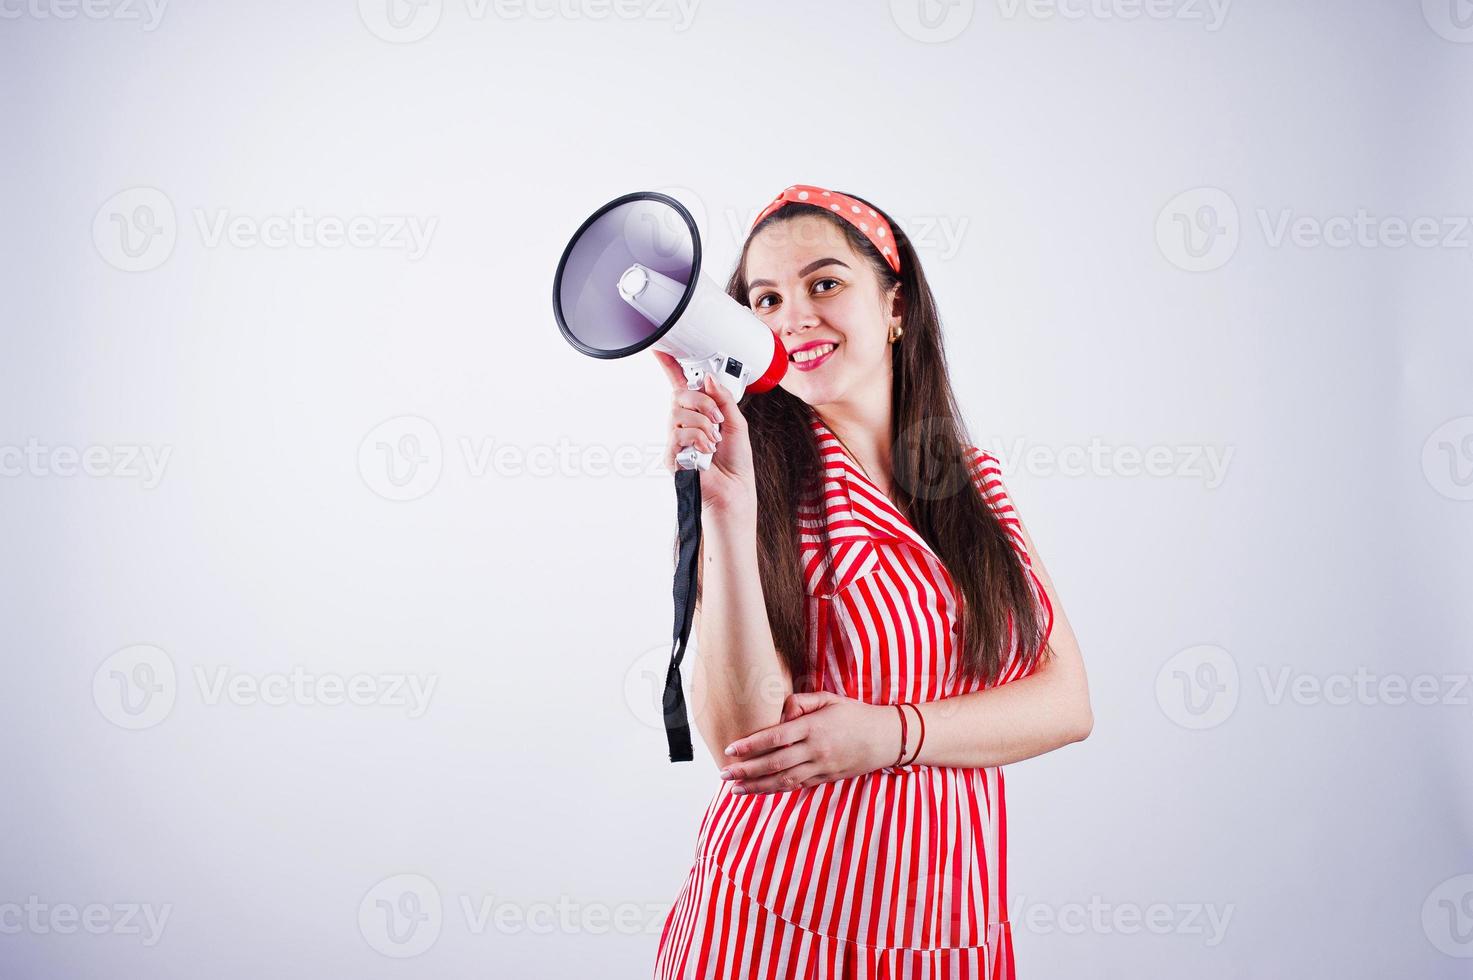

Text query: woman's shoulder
(961, 443), (1009, 509)
(962, 442), (1002, 469)
(961, 443), (1031, 565)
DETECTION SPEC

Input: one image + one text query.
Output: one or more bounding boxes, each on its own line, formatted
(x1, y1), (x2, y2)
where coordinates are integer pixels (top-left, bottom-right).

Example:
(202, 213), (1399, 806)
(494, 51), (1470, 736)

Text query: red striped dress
(654, 407), (1054, 980)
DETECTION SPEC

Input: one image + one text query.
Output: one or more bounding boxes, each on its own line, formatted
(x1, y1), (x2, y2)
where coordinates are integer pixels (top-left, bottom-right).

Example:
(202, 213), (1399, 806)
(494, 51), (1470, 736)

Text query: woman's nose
(777, 295), (820, 336)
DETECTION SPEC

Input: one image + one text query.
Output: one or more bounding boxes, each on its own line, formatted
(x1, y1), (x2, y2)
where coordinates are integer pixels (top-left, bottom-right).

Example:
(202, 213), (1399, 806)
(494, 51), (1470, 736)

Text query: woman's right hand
(653, 349), (756, 518)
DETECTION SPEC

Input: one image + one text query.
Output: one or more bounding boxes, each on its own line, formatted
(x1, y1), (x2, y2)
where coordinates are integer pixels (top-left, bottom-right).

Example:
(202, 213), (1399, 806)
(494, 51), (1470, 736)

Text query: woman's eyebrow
(747, 257), (851, 291)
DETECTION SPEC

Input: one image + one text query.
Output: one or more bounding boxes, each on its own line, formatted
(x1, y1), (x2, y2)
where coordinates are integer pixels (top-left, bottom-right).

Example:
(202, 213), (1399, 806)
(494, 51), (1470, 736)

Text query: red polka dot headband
(751, 183), (901, 274)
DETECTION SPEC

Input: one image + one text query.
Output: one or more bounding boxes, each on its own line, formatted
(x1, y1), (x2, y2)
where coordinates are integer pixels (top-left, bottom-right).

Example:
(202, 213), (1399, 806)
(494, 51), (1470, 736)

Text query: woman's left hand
(717, 691), (898, 794)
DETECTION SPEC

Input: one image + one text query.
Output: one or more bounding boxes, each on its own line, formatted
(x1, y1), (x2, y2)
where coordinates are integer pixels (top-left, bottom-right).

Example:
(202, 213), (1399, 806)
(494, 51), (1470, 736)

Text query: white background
(2, 1), (1470, 977)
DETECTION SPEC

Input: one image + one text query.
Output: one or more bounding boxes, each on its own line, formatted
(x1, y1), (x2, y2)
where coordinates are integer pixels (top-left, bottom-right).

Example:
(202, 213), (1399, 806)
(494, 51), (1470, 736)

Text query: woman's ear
(886, 283), (904, 331)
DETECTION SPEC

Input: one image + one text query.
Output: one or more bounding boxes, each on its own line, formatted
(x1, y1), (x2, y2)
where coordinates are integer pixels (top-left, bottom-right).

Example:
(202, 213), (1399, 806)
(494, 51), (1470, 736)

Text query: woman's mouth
(790, 342), (838, 372)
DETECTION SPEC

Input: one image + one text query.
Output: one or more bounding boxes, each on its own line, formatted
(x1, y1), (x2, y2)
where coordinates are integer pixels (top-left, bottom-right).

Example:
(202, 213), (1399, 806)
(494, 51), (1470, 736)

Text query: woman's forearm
(688, 507), (794, 764)
(903, 649), (1093, 770)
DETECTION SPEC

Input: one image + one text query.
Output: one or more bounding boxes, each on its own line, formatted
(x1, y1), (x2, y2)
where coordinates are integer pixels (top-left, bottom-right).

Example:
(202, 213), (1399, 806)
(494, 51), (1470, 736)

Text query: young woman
(651, 184), (1093, 980)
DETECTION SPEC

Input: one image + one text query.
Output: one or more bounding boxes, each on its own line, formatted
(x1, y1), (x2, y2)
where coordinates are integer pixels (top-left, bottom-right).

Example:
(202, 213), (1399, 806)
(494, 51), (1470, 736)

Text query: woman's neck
(815, 397), (895, 496)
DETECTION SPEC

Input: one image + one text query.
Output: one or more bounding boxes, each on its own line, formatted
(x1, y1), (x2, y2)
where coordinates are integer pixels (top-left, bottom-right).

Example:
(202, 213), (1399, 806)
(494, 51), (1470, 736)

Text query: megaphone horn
(552, 191), (788, 471)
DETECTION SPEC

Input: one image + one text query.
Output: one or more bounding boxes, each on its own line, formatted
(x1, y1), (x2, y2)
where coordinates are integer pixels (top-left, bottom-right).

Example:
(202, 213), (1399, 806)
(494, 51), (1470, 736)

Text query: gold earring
(889, 325), (904, 343)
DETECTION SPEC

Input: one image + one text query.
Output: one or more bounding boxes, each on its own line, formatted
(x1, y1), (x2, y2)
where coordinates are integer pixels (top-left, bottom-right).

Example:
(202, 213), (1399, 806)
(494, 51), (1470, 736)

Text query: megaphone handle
(676, 447), (713, 471)
(676, 364), (718, 471)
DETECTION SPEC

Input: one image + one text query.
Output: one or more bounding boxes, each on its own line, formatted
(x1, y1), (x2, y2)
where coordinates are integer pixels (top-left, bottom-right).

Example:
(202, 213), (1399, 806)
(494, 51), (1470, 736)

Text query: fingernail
(717, 768), (731, 779)
(724, 745), (736, 755)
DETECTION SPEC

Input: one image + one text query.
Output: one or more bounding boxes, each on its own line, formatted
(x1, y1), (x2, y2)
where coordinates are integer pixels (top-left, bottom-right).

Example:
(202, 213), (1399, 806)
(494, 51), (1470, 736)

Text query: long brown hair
(687, 192), (1049, 694)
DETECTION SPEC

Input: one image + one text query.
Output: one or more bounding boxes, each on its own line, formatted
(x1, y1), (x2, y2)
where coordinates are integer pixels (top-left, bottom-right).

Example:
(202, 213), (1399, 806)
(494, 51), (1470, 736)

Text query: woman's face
(743, 214), (900, 409)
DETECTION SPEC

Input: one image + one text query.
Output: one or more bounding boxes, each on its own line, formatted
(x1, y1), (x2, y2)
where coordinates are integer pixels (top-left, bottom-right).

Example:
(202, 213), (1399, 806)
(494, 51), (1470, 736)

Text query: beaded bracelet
(901, 703), (926, 766)
(891, 703), (910, 767)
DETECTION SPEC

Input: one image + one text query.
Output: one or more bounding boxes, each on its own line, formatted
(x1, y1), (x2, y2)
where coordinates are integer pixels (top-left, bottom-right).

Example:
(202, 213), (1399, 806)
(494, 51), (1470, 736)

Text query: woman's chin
(786, 379), (843, 407)
(780, 357), (851, 402)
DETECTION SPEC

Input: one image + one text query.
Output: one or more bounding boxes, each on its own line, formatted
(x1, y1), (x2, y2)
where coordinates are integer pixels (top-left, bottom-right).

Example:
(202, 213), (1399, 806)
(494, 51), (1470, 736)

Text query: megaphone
(552, 190), (789, 765)
(552, 191), (788, 470)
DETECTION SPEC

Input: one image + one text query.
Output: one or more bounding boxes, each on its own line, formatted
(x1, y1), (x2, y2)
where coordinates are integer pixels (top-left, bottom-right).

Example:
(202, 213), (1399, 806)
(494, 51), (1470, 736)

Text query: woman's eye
(752, 279), (838, 309)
